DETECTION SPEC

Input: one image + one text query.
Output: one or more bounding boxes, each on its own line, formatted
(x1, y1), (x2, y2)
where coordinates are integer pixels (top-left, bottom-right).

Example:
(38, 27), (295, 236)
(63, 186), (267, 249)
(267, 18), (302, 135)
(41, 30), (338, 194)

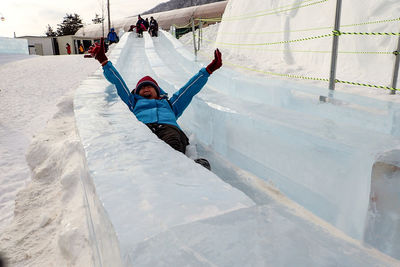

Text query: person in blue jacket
(107, 28), (119, 44)
(88, 38), (222, 168)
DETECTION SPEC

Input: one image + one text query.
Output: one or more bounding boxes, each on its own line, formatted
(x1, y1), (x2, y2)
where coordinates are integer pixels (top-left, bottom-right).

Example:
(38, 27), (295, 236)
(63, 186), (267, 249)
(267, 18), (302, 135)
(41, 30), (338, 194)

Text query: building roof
(75, 1), (227, 38)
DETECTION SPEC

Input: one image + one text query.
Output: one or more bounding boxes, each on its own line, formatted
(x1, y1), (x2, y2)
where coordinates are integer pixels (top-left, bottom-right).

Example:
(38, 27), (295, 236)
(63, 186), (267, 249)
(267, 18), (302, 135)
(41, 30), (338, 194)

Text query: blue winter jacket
(102, 61), (210, 129)
(107, 30), (119, 42)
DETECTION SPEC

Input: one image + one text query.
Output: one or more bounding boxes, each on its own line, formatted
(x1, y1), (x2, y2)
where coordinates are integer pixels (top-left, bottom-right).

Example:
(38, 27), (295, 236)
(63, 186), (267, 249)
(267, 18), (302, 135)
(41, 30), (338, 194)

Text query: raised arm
(169, 49), (222, 117)
(87, 38), (135, 108)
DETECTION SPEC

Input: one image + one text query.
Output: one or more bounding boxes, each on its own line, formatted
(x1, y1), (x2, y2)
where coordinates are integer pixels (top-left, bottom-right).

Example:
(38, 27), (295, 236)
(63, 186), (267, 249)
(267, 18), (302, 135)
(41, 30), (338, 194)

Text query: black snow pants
(146, 123), (189, 154)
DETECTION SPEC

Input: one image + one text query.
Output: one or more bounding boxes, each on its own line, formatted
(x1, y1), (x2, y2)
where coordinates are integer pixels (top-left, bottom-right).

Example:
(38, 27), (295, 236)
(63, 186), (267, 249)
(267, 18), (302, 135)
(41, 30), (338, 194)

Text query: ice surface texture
(74, 32), (400, 265)
(159, 30), (400, 242)
(0, 37), (28, 54)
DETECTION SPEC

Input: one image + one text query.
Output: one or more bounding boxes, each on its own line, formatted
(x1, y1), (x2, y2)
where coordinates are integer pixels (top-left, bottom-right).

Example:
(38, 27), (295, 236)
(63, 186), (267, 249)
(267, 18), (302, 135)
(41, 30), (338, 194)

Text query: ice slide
(74, 31), (400, 266)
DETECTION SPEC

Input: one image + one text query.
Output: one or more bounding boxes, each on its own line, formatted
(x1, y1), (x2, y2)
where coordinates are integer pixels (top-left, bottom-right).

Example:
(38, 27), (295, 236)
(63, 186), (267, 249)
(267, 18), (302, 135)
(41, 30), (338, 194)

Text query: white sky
(0, 0), (167, 38)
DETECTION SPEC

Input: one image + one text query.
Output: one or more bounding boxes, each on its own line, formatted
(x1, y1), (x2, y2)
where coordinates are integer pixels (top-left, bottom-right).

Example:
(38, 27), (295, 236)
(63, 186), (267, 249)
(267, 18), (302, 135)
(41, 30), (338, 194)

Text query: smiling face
(138, 85), (159, 99)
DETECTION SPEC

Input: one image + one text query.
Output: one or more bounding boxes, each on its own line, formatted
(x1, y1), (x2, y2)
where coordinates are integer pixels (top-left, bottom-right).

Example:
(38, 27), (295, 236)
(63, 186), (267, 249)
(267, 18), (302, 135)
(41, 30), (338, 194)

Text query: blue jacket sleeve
(102, 61), (135, 109)
(169, 68), (210, 118)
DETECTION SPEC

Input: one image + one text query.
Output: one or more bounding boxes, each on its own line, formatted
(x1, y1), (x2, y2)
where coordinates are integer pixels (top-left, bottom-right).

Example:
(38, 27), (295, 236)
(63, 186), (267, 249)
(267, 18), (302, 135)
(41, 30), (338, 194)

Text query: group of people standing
(65, 14), (156, 55)
(129, 15), (158, 38)
(65, 43), (85, 55)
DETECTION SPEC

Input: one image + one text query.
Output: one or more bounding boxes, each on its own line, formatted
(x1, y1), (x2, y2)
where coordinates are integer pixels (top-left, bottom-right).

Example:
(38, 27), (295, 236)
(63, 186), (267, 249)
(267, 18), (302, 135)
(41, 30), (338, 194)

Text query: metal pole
(329, 0), (342, 90)
(200, 22), (203, 45)
(107, 0), (111, 34)
(390, 35), (400, 95)
(198, 20), (202, 51)
(102, 0), (105, 38)
(191, 17), (197, 57)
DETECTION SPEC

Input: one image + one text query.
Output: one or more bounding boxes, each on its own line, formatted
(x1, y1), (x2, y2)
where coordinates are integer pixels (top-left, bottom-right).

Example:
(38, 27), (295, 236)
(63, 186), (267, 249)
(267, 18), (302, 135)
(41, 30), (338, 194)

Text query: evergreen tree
(45, 24), (57, 37)
(56, 13), (83, 36)
(92, 14), (104, 24)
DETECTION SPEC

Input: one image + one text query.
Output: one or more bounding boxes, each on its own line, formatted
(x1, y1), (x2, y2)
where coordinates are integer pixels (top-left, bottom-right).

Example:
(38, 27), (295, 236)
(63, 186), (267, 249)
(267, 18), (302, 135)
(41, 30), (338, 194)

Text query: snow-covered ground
(1, 0), (400, 265)
(0, 55), (101, 266)
(220, 0), (400, 98)
(0, 55), (98, 230)
(181, 5), (400, 100)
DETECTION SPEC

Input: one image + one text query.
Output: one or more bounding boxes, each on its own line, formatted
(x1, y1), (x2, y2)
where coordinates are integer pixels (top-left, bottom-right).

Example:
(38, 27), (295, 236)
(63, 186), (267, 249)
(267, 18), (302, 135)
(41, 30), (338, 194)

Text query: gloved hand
(87, 37), (108, 65)
(206, 48), (222, 74)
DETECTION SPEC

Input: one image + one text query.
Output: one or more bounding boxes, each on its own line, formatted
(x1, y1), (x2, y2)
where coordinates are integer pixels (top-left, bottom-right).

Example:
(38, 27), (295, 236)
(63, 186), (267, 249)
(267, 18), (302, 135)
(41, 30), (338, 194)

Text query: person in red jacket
(136, 15), (146, 37)
(66, 43), (71, 55)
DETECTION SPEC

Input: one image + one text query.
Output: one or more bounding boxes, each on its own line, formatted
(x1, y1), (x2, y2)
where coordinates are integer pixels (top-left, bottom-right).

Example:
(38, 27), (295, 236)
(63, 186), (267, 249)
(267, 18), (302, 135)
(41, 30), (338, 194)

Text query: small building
(17, 35), (98, 56)
(17, 36), (55, 55)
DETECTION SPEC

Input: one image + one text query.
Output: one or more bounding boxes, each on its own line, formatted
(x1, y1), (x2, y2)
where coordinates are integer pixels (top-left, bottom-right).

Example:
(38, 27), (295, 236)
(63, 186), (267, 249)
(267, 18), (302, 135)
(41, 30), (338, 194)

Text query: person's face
(139, 85), (158, 99)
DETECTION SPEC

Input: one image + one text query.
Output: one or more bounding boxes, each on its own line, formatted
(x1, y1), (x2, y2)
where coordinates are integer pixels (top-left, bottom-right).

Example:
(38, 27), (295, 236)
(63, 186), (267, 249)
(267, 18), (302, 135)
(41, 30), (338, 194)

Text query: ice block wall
(73, 30), (400, 263)
(153, 30), (400, 243)
(0, 37), (28, 54)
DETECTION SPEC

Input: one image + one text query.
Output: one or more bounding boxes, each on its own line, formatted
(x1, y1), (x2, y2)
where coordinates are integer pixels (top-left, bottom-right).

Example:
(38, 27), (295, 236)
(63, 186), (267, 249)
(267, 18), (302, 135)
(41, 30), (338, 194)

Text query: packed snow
(0, 55), (101, 266)
(1, 0), (400, 266)
(0, 55), (98, 229)
(181, 1), (400, 100)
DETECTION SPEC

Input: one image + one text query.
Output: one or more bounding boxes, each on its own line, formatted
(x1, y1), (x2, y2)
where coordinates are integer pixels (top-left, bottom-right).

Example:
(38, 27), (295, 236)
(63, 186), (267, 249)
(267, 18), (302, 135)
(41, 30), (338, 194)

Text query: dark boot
(194, 158), (211, 170)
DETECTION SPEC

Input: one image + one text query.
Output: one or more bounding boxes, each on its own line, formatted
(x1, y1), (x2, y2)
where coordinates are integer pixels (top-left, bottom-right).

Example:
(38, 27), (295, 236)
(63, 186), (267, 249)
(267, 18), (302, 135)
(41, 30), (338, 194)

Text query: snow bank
(0, 54), (123, 266)
(183, 0), (400, 99)
(220, 0), (400, 95)
(0, 92), (122, 266)
(0, 55), (99, 232)
(0, 94), (93, 266)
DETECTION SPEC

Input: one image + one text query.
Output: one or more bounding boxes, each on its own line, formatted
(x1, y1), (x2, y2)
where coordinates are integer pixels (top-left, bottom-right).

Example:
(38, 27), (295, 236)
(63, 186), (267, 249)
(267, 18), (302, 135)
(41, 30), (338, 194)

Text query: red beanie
(133, 76), (160, 96)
